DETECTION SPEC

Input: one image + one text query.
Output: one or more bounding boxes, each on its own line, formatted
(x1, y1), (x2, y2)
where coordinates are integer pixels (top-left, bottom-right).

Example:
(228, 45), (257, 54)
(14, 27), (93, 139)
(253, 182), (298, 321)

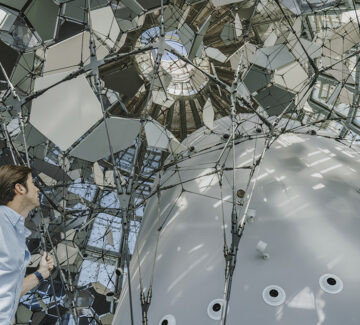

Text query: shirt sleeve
(0, 222), (20, 324)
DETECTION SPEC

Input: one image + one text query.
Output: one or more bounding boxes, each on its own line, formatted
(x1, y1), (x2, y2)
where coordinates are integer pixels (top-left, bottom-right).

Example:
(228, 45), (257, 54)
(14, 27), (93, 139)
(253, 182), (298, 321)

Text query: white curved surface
(113, 116), (360, 325)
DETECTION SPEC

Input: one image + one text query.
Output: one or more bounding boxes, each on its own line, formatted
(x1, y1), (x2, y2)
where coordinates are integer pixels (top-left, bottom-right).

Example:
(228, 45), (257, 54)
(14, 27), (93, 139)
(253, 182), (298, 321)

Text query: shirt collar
(1, 205), (32, 238)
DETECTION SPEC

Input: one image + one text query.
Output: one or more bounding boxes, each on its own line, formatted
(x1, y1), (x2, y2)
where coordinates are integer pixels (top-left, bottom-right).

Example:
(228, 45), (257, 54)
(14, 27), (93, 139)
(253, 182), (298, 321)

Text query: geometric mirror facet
(30, 72), (103, 151)
(70, 117), (141, 162)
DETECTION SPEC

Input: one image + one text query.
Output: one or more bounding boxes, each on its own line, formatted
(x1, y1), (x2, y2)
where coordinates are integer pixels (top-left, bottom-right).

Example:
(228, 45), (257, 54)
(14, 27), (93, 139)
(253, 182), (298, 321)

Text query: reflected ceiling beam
(166, 103), (175, 131)
(190, 99), (203, 129)
(179, 100), (187, 140)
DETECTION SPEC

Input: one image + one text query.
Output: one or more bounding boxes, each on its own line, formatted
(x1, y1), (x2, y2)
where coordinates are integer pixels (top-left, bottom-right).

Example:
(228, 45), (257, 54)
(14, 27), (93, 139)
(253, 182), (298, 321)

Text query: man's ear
(14, 183), (26, 195)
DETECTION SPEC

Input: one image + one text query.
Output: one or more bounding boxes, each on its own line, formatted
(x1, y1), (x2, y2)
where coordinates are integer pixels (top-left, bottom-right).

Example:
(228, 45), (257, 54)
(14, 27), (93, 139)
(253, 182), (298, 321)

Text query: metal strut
(140, 288), (152, 325)
(86, 3), (136, 325)
(221, 203), (244, 325)
(0, 62), (30, 167)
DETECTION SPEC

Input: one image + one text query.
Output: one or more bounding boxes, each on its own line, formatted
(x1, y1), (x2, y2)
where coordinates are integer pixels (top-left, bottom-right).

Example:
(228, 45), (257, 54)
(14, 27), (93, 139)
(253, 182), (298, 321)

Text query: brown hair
(0, 165), (32, 205)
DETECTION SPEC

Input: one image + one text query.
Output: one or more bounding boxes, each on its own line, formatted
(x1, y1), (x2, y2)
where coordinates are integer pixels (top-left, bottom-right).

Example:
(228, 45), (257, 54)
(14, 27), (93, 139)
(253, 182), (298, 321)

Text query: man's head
(0, 165), (40, 211)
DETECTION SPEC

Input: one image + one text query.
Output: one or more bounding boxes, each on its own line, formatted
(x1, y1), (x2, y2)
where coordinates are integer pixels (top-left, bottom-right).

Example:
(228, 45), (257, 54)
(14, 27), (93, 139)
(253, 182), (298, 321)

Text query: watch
(34, 270), (44, 283)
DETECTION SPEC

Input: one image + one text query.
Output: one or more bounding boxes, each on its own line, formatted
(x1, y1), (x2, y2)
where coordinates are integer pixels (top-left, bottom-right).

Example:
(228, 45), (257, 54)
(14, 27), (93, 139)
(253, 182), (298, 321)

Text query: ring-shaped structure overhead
(135, 27), (210, 97)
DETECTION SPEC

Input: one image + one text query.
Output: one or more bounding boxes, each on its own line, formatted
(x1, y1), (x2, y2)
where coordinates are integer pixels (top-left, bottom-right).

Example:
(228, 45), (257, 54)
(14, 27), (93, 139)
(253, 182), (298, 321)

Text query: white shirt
(0, 206), (31, 324)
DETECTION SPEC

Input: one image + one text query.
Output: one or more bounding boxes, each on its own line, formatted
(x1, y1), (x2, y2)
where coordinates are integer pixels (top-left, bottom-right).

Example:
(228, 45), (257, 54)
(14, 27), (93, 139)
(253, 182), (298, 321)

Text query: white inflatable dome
(113, 116), (360, 325)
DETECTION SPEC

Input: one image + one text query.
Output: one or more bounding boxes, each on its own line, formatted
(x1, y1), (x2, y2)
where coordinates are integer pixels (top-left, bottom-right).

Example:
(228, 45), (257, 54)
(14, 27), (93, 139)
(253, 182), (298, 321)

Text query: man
(0, 164), (54, 324)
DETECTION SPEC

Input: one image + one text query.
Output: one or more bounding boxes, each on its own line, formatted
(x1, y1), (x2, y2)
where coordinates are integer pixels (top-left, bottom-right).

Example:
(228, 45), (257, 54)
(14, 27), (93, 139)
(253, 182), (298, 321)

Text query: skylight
(136, 27), (210, 97)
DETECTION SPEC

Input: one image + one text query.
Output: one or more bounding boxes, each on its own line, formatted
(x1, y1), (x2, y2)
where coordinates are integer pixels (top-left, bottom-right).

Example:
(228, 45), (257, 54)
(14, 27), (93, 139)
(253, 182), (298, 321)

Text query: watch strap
(34, 270), (44, 283)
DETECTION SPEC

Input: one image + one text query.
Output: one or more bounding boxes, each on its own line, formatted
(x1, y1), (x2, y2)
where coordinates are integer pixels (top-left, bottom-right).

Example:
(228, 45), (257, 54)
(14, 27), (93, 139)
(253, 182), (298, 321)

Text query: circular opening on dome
(320, 274), (343, 294)
(327, 277), (336, 286)
(237, 189), (245, 198)
(263, 285), (286, 306)
(159, 314), (176, 325)
(207, 299), (227, 320)
(269, 289), (279, 297)
(212, 303), (221, 312)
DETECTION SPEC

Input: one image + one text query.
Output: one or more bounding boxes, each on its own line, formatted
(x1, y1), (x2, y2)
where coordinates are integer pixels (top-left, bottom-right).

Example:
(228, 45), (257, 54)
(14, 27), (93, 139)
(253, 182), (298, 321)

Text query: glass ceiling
(136, 26), (210, 97)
